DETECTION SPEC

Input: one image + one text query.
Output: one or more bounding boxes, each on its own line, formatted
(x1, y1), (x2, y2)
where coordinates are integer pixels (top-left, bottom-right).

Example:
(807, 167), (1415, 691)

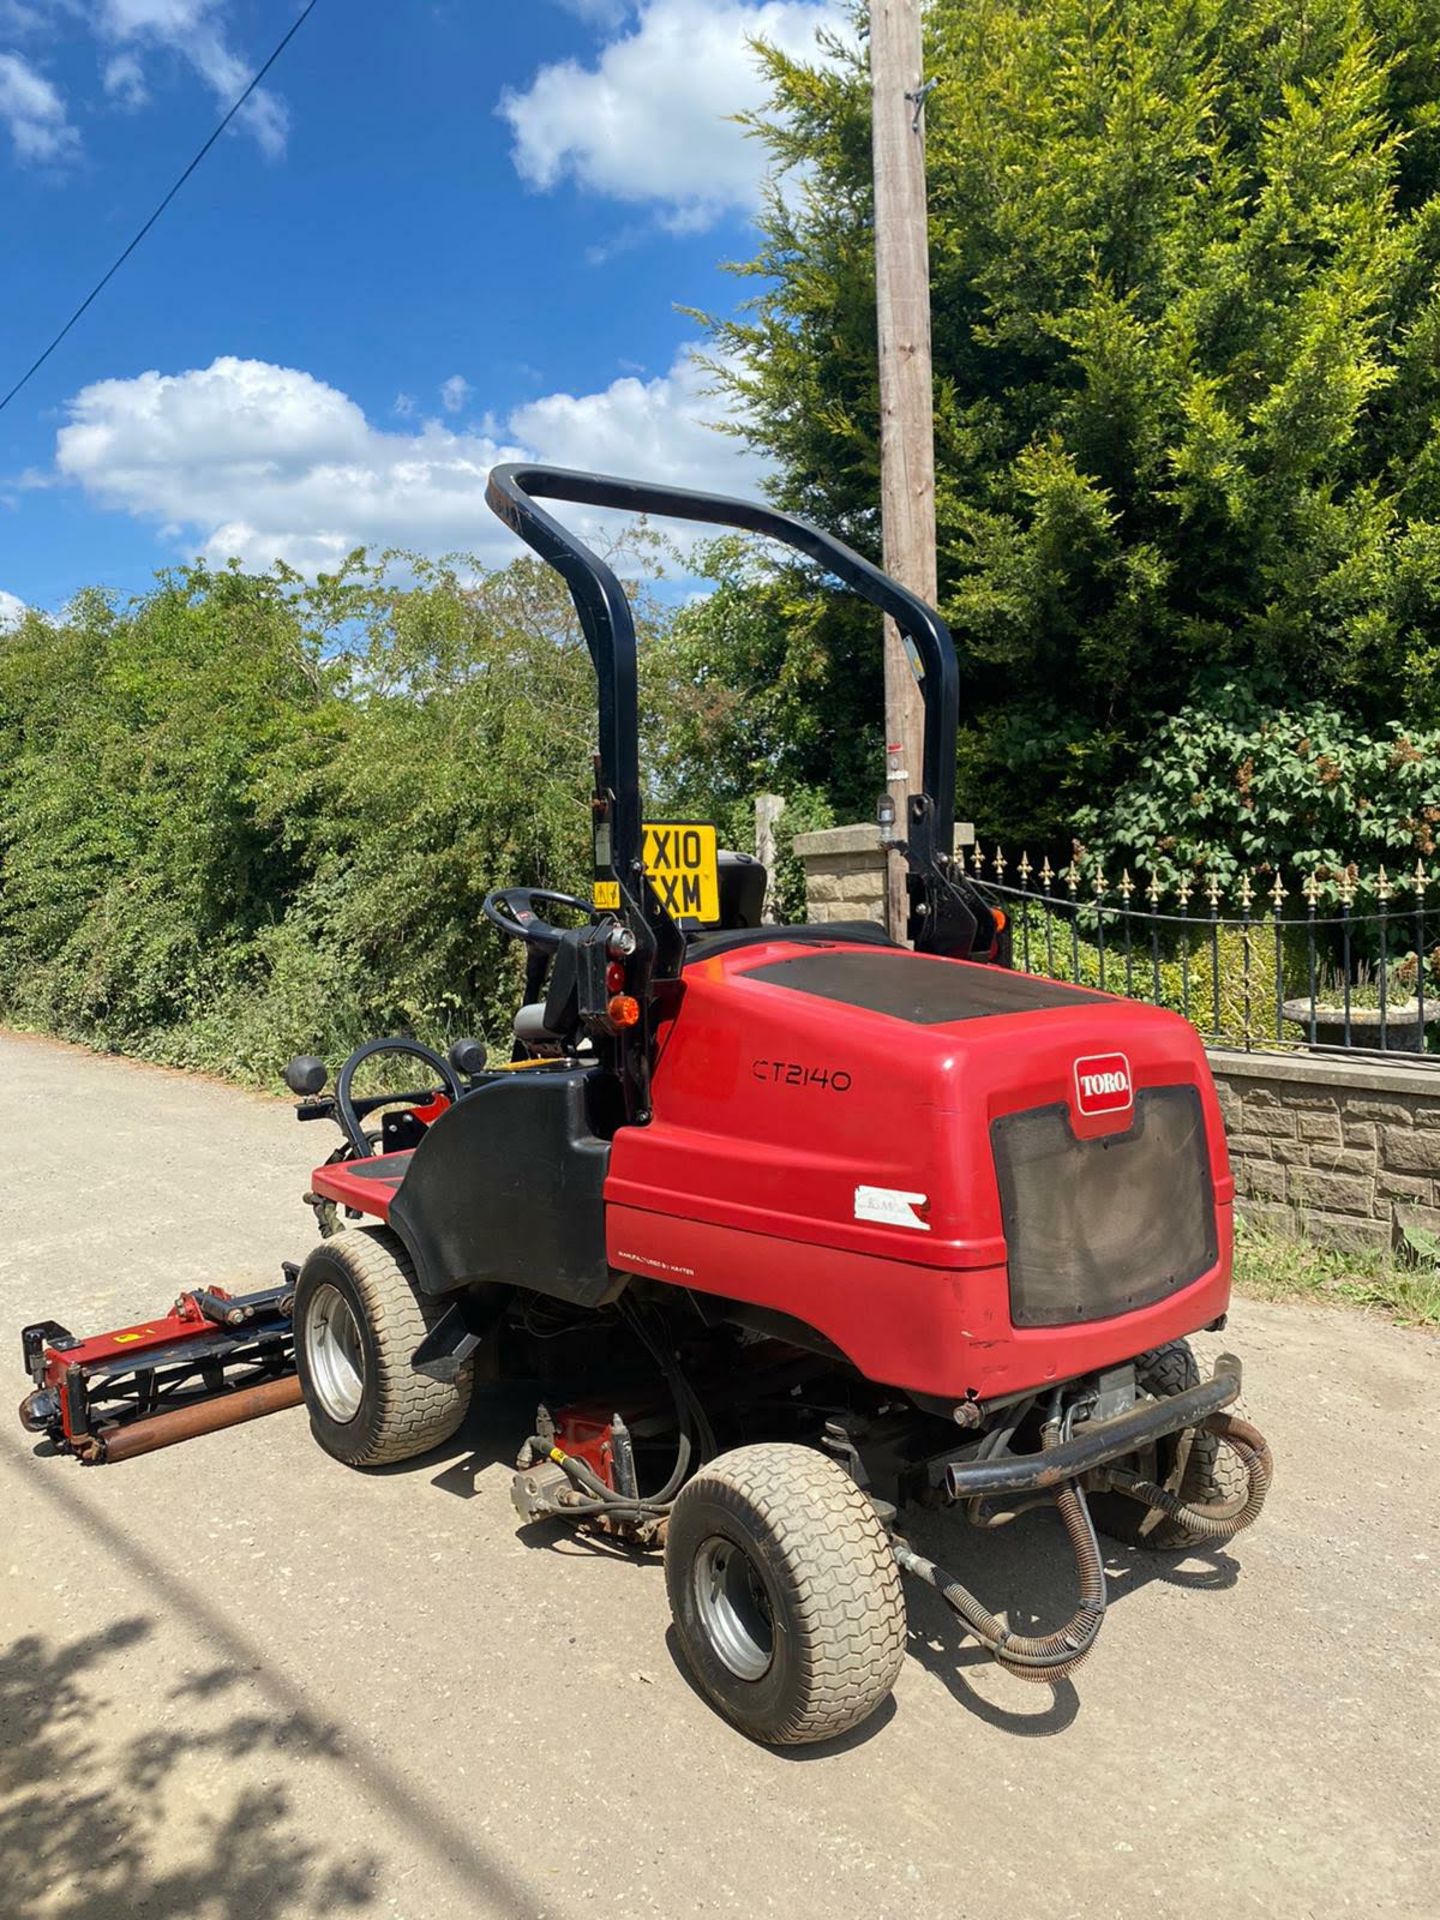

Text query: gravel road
(2, 1028), (1436, 1920)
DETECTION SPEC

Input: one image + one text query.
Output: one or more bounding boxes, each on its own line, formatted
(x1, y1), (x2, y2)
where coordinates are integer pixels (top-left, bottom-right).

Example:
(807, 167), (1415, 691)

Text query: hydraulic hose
(896, 1475), (1107, 1685)
(551, 1429), (694, 1515)
(618, 1295), (717, 1462)
(895, 1397), (1109, 1685)
(515, 1295), (709, 1526)
(1108, 1411), (1272, 1541)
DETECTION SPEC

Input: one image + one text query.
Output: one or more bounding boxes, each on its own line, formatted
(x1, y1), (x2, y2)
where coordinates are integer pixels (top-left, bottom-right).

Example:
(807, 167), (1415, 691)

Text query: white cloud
(95, 1), (288, 156)
(0, 50), (80, 164)
(439, 374), (472, 415)
(499, 0), (847, 229)
(509, 351), (763, 497)
(52, 350), (769, 574)
(102, 50), (149, 109)
(53, 357), (521, 573)
(0, 588), (27, 628)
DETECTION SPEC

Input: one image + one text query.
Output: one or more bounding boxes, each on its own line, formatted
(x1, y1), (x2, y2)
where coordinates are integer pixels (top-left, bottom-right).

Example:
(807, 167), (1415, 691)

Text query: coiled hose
(1107, 1410), (1273, 1540)
(895, 1473), (1107, 1685)
(892, 1407), (1272, 1684)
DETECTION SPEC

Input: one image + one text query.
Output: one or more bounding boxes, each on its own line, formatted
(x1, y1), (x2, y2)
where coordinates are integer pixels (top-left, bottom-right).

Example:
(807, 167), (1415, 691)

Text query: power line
(0, 0), (322, 419)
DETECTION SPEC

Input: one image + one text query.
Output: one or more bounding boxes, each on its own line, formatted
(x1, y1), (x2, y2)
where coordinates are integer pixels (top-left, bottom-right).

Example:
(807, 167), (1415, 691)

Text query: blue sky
(0, 0), (846, 617)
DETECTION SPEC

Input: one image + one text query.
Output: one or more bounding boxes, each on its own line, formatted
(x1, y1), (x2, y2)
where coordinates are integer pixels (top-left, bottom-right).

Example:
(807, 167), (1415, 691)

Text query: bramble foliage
(1072, 680), (1440, 908)
(0, 553), (686, 1080)
(702, 0), (1440, 846)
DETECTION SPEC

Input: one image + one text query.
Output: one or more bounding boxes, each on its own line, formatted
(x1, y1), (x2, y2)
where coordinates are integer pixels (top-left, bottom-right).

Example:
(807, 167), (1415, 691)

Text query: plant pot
(1282, 997), (1426, 1052)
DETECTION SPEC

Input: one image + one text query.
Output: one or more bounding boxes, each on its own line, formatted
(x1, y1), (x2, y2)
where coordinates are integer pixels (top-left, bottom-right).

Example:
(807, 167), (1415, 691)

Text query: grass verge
(1233, 1220), (1440, 1330)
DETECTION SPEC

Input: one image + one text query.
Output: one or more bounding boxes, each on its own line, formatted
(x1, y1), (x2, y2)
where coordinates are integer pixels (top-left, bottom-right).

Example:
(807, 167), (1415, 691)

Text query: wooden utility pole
(870, 0), (937, 943)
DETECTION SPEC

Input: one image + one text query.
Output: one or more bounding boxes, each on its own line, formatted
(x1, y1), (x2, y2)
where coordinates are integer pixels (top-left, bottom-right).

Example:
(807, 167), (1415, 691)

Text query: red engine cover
(605, 938), (1233, 1403)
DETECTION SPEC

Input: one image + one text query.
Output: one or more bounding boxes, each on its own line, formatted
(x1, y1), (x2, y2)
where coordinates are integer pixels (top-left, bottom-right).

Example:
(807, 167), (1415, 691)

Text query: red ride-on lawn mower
(21, 466), (1271, 1746)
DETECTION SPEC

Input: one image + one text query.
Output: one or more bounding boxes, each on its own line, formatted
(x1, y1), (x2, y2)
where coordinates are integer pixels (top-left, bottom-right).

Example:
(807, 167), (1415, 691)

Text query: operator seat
(513, 1002), (571, 1052)
(706, 849), (768, 931)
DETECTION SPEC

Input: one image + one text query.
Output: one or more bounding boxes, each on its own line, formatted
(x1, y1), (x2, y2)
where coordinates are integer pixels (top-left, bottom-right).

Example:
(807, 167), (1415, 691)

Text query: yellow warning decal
(113, 1331), (149, 1343)
(593, 880), (621, 910)
(643, 822), (720, 922)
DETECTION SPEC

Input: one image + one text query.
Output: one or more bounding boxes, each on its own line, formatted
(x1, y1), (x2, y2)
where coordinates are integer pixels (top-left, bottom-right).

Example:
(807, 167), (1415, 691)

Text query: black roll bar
(484, 465), (959, 885)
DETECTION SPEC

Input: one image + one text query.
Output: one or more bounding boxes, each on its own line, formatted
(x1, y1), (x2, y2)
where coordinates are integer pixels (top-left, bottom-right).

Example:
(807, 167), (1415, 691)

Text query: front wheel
(664, 1443), (906, 1746)
(294, 1226), (471, 1467)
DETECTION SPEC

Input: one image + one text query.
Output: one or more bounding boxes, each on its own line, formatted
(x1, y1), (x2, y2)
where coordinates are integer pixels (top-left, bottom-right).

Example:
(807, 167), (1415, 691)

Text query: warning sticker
(593, 880), (621, 911)
(643, 822), (720, 922)
(854, 1186), (931, 1232)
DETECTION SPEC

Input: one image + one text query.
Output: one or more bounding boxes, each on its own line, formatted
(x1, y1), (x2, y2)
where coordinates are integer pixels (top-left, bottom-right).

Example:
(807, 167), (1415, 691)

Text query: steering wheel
(335, 1037), (463, 1159)
(482, 887), (597, 954)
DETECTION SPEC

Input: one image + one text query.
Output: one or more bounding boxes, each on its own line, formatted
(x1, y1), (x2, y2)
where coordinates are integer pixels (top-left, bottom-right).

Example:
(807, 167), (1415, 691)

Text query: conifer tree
(702, 0), (1440, 841)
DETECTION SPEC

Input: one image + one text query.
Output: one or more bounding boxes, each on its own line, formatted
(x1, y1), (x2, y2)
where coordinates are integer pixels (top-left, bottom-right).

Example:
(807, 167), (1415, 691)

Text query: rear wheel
(664, 1443), (906, 1746)
(294, 1226), (471, 1466)
(1089, 1339), (1249, 1550)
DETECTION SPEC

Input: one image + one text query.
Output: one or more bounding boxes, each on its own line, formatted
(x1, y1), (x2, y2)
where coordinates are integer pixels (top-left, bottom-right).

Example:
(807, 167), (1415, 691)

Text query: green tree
(703, 0), (1440, 845)
(0, 549), (677, 1080)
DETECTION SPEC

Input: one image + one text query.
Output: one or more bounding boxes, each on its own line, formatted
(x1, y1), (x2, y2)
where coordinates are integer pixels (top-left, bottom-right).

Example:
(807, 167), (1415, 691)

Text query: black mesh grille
(992, 1086), (1217, 1328)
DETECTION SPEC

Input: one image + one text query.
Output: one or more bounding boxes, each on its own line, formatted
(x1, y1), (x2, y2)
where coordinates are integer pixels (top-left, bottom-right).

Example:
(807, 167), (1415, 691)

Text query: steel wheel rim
(306, 1283), (365, 1423)
(693, 1535), (775, 1681)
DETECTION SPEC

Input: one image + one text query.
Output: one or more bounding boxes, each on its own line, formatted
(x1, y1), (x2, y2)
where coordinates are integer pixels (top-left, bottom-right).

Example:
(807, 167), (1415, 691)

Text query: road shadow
(897, 1499), (1239, 1731)
(0, 1616), (377, 1920)
(5, 1432), (560, 1920)
(364, 1380), (538, 1498)
(587, 1492), (1237, 1747)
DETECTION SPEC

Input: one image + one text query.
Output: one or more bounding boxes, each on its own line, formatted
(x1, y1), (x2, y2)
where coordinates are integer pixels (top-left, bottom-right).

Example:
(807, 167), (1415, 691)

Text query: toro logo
(1073, 1052), (1134, 1118)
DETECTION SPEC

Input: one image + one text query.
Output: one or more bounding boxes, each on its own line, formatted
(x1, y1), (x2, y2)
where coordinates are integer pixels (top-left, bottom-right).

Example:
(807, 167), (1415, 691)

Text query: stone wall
(792, 821), (975, 924)
(1209, 1050), (1440, 1250)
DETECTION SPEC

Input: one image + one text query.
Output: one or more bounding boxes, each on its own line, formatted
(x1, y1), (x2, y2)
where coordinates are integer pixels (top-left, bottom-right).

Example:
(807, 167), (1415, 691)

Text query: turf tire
(1089, 1339), (1249, 1550)
(664, 1442), (906, 1746)
(295, 1226), (471, 1467)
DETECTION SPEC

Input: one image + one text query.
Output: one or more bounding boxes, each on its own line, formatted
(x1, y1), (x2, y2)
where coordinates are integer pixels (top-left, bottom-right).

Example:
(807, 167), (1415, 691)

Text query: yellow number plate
(643, 822), (720, 922)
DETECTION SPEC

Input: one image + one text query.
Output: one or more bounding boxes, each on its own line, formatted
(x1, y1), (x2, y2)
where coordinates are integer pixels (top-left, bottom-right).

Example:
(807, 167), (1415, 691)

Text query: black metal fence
(962, 847), (1439, 1062)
